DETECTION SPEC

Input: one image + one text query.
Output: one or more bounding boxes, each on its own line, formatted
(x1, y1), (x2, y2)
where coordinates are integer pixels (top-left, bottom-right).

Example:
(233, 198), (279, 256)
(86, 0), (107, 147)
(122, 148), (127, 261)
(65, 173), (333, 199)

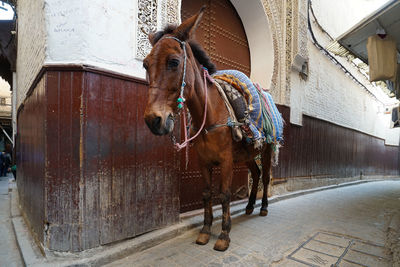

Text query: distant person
(2, 151), (11, 176)
(0, 152), (4, 177)
(11, 164), (16, 180)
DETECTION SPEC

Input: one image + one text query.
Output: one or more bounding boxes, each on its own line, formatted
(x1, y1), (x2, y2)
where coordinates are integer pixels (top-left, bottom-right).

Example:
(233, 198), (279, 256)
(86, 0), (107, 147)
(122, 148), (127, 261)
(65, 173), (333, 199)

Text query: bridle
(158, 36), (209, 166)
(161, 36), (188, 109)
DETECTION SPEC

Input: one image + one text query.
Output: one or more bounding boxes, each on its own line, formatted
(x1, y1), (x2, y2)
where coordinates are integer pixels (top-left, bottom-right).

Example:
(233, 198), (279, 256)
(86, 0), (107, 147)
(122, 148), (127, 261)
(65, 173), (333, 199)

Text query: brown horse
(143, 8), (274, 251)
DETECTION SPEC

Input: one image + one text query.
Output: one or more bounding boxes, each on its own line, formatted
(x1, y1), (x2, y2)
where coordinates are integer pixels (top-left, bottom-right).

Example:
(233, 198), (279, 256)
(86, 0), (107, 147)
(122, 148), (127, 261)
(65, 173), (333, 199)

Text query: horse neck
(185, 64), (224, 130)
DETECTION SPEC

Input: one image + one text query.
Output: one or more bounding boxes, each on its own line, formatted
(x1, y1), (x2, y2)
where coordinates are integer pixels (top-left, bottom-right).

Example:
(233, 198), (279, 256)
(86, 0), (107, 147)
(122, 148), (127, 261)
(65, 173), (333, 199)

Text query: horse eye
(167, 59), (180, 69)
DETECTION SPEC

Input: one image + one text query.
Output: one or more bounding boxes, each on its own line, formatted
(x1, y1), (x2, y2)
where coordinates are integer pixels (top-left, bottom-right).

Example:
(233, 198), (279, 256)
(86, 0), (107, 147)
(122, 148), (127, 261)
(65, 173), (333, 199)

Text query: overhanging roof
(337, 0), (400, 64)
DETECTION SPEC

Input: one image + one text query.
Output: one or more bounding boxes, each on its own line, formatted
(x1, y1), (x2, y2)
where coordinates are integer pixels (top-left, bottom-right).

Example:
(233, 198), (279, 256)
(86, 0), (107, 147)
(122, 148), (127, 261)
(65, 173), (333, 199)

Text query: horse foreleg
(245, 160), (261, 215)
(196, 164), (213, 245)
(214, 160), (233, 251)
(260, 144), (272, 216)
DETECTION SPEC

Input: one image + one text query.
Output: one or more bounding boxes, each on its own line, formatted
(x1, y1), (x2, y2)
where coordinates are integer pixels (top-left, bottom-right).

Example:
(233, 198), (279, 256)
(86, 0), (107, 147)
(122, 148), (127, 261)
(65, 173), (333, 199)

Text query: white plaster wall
(16, 0), (46, 108)
(230, 0), (274, 90)
(312, 0), (390, 38)
(45, 0), (146, 80)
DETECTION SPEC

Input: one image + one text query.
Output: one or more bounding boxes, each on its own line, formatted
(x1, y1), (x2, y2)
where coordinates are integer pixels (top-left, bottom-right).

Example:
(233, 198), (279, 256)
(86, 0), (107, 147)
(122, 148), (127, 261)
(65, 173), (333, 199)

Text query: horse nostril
(153, 116), (162, 129)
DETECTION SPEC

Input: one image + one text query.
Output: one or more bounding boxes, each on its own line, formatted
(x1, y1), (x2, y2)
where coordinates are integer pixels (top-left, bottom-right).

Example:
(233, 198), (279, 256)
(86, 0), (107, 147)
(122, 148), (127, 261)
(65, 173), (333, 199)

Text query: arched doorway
(181, 0), (250, 76)
(180, 0), (251, 212)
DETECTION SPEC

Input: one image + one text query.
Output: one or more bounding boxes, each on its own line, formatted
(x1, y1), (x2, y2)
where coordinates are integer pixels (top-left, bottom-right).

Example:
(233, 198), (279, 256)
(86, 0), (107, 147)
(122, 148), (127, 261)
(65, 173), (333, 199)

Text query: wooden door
(180, 0), (251, 212)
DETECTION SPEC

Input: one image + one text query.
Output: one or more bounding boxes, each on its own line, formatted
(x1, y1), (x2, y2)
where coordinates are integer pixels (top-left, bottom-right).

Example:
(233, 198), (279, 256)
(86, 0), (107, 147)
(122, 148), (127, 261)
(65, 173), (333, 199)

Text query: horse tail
(271, 143), (281, 167)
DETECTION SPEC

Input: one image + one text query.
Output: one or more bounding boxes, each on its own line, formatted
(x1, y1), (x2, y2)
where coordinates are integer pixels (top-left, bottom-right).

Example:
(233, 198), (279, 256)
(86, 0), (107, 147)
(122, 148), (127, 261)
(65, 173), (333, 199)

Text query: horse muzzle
(144, 113), (175, 136)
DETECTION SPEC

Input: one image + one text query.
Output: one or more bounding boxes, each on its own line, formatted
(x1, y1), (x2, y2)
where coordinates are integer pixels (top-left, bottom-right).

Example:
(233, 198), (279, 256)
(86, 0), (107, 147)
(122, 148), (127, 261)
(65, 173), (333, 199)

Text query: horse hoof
(196, 233), (210, 245)
(259, 208), (268, 217)
(245, 207), (254, 215)
(214, 238), (230, 251)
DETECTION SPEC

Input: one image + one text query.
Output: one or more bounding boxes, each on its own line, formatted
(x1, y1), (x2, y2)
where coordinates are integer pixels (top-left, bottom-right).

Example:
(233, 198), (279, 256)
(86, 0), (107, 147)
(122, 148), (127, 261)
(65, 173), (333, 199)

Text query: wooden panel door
(180, 0), (251, 212)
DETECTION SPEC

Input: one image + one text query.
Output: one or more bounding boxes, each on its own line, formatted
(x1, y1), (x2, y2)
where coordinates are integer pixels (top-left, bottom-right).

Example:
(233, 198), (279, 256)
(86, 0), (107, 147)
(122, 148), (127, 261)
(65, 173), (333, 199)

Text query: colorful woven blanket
(213, 70), (283, 148)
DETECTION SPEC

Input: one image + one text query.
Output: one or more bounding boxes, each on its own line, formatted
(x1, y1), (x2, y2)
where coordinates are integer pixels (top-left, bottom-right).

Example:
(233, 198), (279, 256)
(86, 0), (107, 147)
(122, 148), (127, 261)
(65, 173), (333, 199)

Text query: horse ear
(174, 6), (205, 41)
(148, 31), (163, 46)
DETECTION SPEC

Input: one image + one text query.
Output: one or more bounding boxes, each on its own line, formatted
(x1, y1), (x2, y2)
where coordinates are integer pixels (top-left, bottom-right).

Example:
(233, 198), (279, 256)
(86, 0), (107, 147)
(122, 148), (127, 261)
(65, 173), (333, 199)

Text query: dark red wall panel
(273, 105), (399, 182)
(80, 71), (180, 250)
(16, 78), (46, 243)
(45, 71), (83, 251)
(18, 69), (180, 252)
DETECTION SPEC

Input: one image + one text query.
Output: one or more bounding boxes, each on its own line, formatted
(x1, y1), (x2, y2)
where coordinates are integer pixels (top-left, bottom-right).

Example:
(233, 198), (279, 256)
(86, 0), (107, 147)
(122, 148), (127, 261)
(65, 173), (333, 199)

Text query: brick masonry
(16, 0), (46, 109)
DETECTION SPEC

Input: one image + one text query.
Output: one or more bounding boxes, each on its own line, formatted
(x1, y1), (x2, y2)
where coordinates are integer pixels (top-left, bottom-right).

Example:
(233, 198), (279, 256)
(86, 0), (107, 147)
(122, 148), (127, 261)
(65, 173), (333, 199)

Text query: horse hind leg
(260, 144), (273, 216)
(214, 156), (233, 251)
(196, 165), (213, 245)
(245, 159), (261, 215)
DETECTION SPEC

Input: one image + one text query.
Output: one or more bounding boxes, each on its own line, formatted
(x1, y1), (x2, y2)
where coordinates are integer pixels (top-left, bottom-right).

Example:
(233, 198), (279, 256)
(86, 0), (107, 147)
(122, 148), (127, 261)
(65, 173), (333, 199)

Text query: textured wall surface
(17, 69), (180, 252)
(16, 77), (46, 244)
(274, 106), (399, 181)
(290, 39), (400, 146)
(288, 0), (400, 146)
(44, 0), (146, 80)
(16, 0), (46, 108)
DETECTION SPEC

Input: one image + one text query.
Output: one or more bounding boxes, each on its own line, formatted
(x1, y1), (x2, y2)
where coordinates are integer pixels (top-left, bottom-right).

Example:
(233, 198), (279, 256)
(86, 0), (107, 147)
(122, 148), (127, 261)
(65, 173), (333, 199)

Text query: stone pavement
(0, 174), (23, 267)
(106, 180), (400, 267)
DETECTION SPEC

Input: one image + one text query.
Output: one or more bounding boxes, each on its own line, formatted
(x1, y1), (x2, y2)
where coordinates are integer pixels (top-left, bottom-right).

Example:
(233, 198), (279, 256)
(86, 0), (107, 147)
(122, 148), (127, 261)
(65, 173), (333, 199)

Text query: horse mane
(150, 25), (217, 74)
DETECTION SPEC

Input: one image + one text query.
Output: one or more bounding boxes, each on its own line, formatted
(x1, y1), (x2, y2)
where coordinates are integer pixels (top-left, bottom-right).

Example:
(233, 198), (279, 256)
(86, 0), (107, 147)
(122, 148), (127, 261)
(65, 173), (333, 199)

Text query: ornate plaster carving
(159, 0), (181, 28)
(136, 0), (158, 59)
(136, 0), (181, 59)
(291, 0), (309, 72)
(261, 0), (285, 103)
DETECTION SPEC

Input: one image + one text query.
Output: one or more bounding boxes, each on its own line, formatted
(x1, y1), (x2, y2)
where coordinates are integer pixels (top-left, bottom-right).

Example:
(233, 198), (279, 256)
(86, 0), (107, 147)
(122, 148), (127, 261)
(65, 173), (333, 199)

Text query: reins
(174, 68), (208, 151)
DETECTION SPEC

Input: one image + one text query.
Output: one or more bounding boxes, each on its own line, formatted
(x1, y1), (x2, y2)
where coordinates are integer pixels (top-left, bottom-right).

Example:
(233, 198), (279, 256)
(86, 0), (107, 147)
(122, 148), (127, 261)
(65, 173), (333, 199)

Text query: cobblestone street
(106, 180), (400, 267)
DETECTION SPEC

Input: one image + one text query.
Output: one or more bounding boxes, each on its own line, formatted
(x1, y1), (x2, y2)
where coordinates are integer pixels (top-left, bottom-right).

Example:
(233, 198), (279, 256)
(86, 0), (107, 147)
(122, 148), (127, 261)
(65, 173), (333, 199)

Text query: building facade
(15, 0), (400, 252)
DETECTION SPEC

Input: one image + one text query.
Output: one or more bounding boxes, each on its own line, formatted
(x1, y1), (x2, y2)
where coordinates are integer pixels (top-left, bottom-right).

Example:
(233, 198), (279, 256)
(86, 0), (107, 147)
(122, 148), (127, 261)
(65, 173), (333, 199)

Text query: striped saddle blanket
(212, 70), (284, 148)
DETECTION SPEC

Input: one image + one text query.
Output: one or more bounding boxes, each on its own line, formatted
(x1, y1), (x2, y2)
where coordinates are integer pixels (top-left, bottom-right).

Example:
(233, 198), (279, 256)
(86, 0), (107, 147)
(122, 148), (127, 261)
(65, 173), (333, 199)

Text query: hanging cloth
(366, 34), (397, 82)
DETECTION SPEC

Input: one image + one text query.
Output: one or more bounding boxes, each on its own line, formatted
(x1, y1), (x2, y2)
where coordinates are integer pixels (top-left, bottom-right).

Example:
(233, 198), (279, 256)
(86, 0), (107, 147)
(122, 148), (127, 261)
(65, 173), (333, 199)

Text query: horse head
(143, 7), (206, 136)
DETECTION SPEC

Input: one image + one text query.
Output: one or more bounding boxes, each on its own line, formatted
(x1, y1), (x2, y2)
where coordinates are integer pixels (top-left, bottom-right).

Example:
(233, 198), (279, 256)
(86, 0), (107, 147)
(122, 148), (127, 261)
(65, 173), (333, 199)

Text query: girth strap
(202, 117), (243, 134)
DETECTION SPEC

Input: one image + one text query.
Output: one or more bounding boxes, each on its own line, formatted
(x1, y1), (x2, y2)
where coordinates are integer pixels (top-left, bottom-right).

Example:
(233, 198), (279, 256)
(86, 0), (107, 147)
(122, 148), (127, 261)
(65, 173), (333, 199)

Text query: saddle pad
(214, 78), (248, 123)
(213, 70), (283, 146)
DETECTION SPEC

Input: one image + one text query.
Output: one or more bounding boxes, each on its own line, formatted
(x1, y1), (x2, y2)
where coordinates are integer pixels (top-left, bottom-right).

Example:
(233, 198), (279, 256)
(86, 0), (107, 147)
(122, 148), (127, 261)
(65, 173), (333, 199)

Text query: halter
(161, 36), (187, 109)
(158, 36), (209, 168)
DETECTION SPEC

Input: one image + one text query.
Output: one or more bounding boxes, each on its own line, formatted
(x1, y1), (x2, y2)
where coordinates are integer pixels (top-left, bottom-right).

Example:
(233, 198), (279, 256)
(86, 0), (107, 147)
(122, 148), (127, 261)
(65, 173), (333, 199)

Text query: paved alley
(106, 180), (400, 267)
(0, 175), (23, 267)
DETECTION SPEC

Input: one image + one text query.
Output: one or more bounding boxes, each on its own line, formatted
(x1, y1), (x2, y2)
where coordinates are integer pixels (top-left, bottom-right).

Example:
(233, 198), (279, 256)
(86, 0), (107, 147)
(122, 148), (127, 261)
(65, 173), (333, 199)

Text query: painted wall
(16, 0), (46, 108)
(289, 0), (400, 146)
(230, 0), (274, 90)
(312, 0), (390, 39)
(44, 0), (145, 80)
